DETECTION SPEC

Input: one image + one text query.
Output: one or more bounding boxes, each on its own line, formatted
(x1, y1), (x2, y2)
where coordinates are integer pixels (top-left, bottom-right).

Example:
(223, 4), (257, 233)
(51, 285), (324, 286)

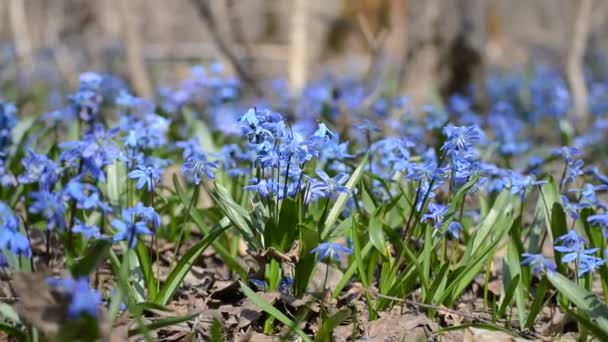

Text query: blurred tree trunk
(288, 0), (309, 98)
(9, 0), (32, 72)
(567, 0), (593, 125)
(118, 0), (154, 99)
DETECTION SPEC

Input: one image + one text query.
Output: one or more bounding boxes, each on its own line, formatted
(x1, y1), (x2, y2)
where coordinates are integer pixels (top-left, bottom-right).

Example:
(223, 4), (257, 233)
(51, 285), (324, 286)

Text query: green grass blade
(315, 309), (349, 342)
(0, 323), (26, 341)
(547, 271), (608, 335)
(70, 239), (112, 277)
(156, 218), (231, 305)
(525, 276), (549, 328)
(240, 282), (312, 342)
(128, 312), (199, 337)
(333, 240), (373, 298)
(322, 154), (367, 239)
(569, 309), (608, 341)
(497, 274), (520, 318)
(210, 317), (225, 342)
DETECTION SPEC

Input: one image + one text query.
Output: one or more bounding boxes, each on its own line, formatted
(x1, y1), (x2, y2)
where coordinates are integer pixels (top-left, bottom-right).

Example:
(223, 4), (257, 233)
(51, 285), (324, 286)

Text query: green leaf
(0, 322), (26, 340)
(497, 274), (520, 318)
(333, 240), (373, 298)
(128, 312), (199, 337)
(503, 225), (526, 327)
(156, 218), (231, 305)
(368, 215), (389, 258)
(315, 309), (349, 342)
(212, 183), (260, 249)
(240, 282), (312, 342)
(69, 239), (111, 277)
(569, 309), (608, 341)
(210, 317), (225, 342)
(322, 154), (367, 240)
(525, 276), (549, 328)
(172, 174), (248, 280)
(547, 271), (608, 336)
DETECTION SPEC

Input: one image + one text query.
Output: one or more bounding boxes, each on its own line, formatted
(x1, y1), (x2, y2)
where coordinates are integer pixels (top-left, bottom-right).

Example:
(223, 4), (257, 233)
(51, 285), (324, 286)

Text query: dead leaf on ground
(364, 311), (437, 342)
(11, 272), (113, 341)
(237, 291), (280, 330)
(463, 327), (530, 342)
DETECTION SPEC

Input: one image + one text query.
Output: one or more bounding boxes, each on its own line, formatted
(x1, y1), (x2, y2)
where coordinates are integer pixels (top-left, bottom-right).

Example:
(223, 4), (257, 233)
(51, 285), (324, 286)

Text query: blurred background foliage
(1, 0), (607, 116)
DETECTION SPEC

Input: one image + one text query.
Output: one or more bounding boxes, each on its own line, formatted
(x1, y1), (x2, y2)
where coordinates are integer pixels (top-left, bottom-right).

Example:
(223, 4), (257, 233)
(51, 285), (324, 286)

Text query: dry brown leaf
(237, 292), (280, 330)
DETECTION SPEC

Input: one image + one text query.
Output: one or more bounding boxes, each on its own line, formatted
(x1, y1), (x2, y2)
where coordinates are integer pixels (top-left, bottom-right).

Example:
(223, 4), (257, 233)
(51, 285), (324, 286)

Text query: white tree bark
(288, 0), (309, 98)
(567, 0), (593, 123)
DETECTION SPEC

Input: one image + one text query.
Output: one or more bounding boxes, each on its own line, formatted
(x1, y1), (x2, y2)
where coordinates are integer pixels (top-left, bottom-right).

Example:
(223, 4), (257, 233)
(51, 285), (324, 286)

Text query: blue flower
(17, 149), (61, 189)
(111, 208), (153, 248)
(510, 173), (546, 200)
(311, 241), (352, 261)
(29, 190), (66, 231)
(48, 277), (102, 319)
(520, 253), (556, 276)
(176, 138), (205, 159)
(0, 101), (17, 161)
(578, 253), (606, 277)
(421, 202), (449, 229)
(181, 153), (218, 184)
(130, 202), (161, 230)
(72, 219), (100, 240)
(441, 124), (484, 154)
(446, 221), (463, 239)
(129, 165), (161, 192)
(553, 230), (604, 277)
(244, 177), (273, 197)
(308, 169), (350, 200)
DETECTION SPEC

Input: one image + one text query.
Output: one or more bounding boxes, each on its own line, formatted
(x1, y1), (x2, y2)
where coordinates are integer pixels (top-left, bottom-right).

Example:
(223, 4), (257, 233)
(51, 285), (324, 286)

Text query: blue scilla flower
(0, 202), (19, 231)
(0, 203), (31, 258)
(244, 177), (272, 197)
(217, 144), (252, 178)
(176, 138), (206, 159)
(63, 178), (109, 211)
(60, 124), (120, 171)
(48, 277), (102, 319)
(552, 146), (582, 165)
(311, 241), (352, 261)
(446, 221), (463, 239)
(130, 202), (161, 230)
(72, 219), (101, 240)
(421, 202), (448, 229)
(29, 190), (66, 231)
(509, 173), (546, 200)
(111, 208), (153, 248)
(0, 101), (17, 160)
(69, 72), (104, 124)
(0, 251), (7, 267)
(553, 230), (605, 277)
(308, 169), (349, 199)
(311, 123), (337, 143)
(578, 253), (606, 277)
(17, 148), (61, 189)
(0, 162), (15, 187)
(521, 253), (556, 276)
(441, 124), (484, 154)
(181, 153), (218, 184)
(129, 164), (161, 192)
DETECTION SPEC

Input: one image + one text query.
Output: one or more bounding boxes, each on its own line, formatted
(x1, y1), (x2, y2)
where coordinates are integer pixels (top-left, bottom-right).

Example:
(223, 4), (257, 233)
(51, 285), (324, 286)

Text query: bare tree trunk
(9, 0), (32, 72)
(567, 0), (593, 124)
(288, 0), (309, 98)
(118, 0), (154, 99)
(190, 0), (264, 97)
